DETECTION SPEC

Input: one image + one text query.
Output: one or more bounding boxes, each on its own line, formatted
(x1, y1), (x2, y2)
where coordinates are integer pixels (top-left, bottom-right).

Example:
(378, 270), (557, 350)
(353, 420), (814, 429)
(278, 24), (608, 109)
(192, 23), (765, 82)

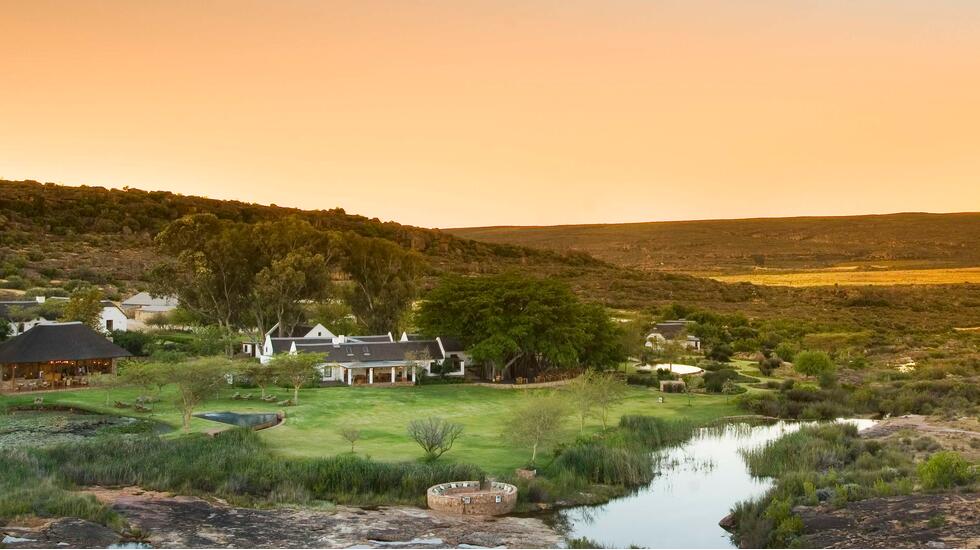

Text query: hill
(447, 213), (980, 275)
(2, 180), (980, 340)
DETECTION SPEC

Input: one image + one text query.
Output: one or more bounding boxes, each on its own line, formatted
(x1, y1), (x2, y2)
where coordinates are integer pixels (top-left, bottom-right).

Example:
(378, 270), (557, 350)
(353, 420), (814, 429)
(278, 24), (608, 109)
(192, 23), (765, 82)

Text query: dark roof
(0, 322), (132, 364)
(652, 320), (694, 340)
(269, 338), (443, 364)
(439, 336), (466, 353)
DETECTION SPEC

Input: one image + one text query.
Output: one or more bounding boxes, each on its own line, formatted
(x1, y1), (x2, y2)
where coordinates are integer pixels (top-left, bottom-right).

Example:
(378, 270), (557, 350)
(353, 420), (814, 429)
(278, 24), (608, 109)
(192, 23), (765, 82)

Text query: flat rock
(2, 518), (121, 548)
(84, 487), (560, 548)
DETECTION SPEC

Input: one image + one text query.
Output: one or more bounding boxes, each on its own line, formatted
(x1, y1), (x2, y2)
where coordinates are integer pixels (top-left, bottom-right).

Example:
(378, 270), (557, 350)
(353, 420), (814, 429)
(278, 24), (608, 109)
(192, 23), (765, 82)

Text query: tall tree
(60, 287), (104, 330)
(417, 273), (624, 380)
(151, 214), (257, 334)
(249, 217), (339, 337)
(342, 233), (424, 333)
(253, 251), (333, 337)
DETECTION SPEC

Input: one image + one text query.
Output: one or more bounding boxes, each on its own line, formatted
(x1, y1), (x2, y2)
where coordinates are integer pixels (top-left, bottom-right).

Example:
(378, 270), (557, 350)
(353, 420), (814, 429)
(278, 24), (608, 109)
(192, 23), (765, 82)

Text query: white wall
(100, 306), (128, 333)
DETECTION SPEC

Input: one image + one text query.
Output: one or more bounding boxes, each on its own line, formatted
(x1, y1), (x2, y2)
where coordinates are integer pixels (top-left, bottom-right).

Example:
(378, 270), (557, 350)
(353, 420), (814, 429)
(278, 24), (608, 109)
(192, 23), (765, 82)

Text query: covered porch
(2, 358), (116, 392)
(341, 362), (420, 385)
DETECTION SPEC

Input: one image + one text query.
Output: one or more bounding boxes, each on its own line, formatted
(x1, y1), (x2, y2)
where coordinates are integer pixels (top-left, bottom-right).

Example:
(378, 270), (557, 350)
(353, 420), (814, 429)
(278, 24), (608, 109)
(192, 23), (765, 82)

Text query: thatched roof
(0, 322), (131, 364)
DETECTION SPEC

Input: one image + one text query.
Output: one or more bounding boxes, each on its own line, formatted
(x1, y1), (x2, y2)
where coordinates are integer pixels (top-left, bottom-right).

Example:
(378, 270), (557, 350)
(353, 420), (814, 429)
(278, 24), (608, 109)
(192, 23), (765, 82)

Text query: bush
(774, 343), (798, 363)
(917, 452), (976, 489)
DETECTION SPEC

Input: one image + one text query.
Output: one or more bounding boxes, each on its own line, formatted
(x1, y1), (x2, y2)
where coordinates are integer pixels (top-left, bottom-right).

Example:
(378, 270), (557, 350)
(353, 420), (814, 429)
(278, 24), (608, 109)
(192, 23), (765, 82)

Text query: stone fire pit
(427, 480), (517, 516)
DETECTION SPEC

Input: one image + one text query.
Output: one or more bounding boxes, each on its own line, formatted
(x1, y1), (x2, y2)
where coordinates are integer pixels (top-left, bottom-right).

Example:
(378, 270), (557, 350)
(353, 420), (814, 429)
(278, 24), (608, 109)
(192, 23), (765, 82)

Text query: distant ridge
(447, 212), (980, 273)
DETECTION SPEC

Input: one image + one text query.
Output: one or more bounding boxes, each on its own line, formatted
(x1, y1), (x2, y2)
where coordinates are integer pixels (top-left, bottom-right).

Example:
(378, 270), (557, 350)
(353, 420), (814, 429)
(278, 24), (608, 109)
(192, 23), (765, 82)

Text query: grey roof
(439, 336), (466, 353)
(121, 292), (178, 308)
(270, 338), (443, 364)
(348, 334), (394, 343)
(0, 322), (132, 364)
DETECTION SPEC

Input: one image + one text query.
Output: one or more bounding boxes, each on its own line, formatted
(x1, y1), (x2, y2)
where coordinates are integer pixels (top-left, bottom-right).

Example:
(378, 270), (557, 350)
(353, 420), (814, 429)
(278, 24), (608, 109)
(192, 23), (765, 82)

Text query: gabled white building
(257, 328), (469, 385)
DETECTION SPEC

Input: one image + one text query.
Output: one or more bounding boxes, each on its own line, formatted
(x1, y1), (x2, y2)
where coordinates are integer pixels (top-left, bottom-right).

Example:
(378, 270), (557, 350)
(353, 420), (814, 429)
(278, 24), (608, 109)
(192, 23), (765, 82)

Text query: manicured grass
(1, 384), (738, 473)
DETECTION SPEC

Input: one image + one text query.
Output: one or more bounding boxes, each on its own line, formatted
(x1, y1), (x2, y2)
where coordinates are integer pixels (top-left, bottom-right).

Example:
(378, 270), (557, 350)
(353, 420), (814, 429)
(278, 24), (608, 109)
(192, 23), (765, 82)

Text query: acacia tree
(340, 427), (362, 453)
(253, 251), (333, 337)
(168, 357), (236, 432)
(242, 361), (278, 398)
(61, 287), (103, 330)
(505, 392), (570, 466)
(342, 233), (424, 334)
(417, 274), (623, 381)
(270, 352), (324, 404)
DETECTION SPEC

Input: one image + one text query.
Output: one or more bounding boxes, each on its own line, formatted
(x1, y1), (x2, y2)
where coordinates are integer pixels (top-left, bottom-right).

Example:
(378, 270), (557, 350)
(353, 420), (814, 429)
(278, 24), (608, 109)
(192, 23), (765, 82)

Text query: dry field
(707, 266), (980, 287)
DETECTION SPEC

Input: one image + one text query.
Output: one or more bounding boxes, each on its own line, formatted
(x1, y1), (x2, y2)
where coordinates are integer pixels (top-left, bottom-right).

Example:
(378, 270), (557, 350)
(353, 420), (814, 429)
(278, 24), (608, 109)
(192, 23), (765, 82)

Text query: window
(106, 319), (113, 331)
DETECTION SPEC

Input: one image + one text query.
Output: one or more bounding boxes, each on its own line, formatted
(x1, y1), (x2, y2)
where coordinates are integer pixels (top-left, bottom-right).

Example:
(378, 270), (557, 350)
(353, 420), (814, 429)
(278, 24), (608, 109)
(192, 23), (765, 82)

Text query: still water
(552, 419), (875, 549)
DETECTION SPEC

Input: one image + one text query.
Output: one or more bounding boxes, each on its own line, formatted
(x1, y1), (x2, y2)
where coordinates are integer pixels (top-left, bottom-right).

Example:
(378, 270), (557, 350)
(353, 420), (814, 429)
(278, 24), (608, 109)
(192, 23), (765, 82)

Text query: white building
(121, 292), (179, 321)
(0, 296), (128, 336)
(257, 328), (469, 385)
(644, 319), (701, 351)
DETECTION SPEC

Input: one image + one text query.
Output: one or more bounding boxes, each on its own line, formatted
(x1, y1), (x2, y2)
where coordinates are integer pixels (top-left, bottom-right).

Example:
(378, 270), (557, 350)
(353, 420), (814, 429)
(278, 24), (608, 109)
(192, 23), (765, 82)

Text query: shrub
(917, 452), (976, 489)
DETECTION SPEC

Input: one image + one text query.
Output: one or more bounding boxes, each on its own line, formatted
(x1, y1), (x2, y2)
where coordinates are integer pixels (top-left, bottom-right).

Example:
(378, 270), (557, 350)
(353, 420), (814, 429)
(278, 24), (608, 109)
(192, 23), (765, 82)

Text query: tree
(590, 371), (628, 429)
(340, 427), (362, 453)
(722, 379), (739, 402)
(659, 339), (687, 369)
(407, 417), (463, 461)
(119, 360), (169, 401)
(684, 375), (704, 406)
(793, 351), (835, 379)
(61, 287), (103, 330)
(0, 317), (11, 342)
(342, 233), (424, 333)
(565, 372), (597, 432)
(152, 214), (258, 337)
(270, 352), (324, 404)
(504, 392), (570, 466)
(417, 274), (624, 381)
(246, 217), (338, 341)
(88, 371), (122, 407)
(167, 357), (235, 432)
(242, 361), (278, 398)
(310, 300), (362, 335)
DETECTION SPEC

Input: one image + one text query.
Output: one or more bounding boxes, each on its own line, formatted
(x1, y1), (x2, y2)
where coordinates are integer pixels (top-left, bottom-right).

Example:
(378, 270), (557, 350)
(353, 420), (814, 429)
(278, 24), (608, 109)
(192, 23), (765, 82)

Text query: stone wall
(427, 481), (517, 516)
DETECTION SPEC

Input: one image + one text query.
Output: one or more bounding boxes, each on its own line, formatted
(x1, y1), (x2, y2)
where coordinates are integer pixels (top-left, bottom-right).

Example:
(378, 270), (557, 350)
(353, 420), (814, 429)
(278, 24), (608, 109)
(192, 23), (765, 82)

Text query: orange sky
(2, 1), (979, 227)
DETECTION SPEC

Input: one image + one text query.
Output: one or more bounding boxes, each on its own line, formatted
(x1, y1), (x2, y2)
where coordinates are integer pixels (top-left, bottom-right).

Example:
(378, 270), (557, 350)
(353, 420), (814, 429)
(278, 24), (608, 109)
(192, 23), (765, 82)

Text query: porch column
(368, 368), (374, 384)
(391, 366), (396, 383)
(459, 361), (465, 375)
(347, 368), (353, 385)
(411, 365), (416, 383)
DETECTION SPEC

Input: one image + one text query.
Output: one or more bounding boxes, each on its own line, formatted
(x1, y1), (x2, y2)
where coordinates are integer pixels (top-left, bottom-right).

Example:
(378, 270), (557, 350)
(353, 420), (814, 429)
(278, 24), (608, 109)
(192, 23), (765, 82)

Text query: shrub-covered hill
(2, 179), (980, 340)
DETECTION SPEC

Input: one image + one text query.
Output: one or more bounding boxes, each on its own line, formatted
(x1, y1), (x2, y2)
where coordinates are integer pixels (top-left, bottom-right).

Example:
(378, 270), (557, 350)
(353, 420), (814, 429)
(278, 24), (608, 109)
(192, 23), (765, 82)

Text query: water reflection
(553, 419), (874, 549)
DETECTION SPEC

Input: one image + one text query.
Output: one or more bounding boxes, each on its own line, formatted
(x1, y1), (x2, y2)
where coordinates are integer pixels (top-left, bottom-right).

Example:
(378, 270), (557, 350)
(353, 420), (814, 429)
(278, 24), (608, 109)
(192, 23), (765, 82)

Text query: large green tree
(60, 287), (104, 330)
(342, 233), (424, 334)
(416, 273), (623, 380)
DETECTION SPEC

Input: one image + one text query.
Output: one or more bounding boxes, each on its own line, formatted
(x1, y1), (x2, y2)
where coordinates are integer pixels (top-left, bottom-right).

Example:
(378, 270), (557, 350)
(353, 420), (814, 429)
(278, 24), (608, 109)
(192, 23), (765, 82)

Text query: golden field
(706, 267), (980, 287)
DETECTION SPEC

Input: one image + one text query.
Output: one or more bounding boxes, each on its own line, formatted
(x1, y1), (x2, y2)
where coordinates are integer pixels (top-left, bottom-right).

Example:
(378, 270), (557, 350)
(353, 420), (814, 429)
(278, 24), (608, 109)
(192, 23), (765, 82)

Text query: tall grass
(1, 427), (484, 520)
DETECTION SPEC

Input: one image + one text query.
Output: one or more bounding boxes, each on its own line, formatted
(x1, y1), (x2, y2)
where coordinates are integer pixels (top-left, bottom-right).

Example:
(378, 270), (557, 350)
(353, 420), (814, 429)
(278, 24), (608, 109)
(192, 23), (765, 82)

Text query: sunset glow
(2, 0), (979, 227)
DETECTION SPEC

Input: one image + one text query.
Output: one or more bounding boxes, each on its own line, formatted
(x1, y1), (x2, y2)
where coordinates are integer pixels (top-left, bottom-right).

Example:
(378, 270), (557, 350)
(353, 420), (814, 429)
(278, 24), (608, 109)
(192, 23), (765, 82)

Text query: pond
(550, 418), (875, 549)
(0, 409), (166, 450)
(193, 411), (281, 429)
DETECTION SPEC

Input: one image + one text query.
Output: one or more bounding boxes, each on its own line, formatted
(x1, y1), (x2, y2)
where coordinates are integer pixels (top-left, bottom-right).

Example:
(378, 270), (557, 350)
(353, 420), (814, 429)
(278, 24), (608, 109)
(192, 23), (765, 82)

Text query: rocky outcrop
(2, 518), (121, 548)
(82, 487), (560, 548)
(795, 493), (980, 549)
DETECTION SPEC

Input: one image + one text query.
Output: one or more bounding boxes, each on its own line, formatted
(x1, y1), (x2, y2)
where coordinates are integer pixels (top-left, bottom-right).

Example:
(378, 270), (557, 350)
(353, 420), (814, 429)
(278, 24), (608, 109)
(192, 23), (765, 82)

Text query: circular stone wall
(427, 481), (517, 516)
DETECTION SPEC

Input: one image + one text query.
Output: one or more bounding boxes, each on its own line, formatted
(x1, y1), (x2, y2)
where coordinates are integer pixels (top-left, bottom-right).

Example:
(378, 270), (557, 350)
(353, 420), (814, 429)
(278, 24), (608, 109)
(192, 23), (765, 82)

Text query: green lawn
(1, 383), (739, 473)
